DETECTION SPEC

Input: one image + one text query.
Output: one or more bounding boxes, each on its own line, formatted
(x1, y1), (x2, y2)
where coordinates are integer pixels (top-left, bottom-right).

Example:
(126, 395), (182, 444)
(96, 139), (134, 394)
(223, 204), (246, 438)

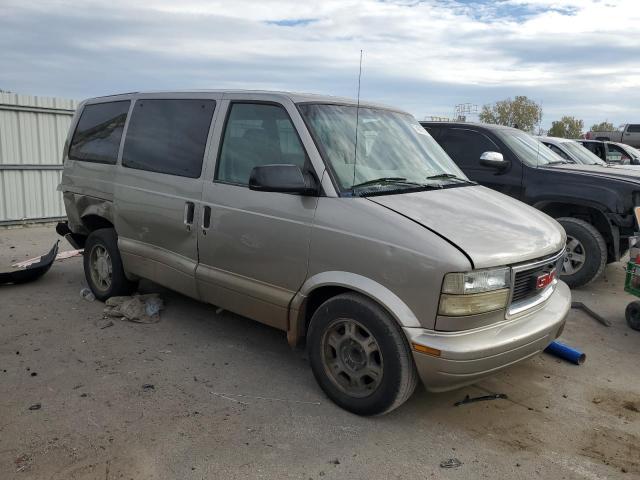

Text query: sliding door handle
(201, 206), (211, 235)
(184, 201), (195, 231)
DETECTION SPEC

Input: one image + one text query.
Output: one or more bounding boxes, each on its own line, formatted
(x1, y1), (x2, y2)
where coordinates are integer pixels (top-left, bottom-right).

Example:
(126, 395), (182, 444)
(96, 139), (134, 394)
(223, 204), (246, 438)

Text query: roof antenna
(351, 49), (364, 195)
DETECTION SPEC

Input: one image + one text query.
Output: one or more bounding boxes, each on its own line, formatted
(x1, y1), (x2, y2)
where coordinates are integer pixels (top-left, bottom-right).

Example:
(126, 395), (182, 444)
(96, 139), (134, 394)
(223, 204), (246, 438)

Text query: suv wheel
(84, 228), (136, 301)
(557, 217), (607, 288)
(307, 293), (418, 415)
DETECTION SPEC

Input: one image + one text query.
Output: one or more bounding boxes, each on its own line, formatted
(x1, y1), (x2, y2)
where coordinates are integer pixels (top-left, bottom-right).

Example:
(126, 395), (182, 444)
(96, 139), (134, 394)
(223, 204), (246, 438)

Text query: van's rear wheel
(557, 217), (607, 288)
(307, 293), (417, 415)
(84, 228), (136, 301)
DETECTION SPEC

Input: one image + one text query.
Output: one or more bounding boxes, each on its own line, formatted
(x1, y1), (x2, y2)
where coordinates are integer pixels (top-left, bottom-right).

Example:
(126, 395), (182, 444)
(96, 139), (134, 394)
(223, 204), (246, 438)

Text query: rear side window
(216, 103), (307, 185)
(122, 99), (216, 178)
(69, 101), (130, 164)
(437, 129), (500, 169)
(627, 124), (640, 133)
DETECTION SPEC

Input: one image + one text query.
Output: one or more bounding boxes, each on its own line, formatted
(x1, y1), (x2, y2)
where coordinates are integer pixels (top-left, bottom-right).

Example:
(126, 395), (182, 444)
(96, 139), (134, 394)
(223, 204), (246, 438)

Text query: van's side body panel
(60, 95), (133, 234)
(195, 93), (322, 330)
(305, 197), (471, 331)
(113, 92), (223, 299)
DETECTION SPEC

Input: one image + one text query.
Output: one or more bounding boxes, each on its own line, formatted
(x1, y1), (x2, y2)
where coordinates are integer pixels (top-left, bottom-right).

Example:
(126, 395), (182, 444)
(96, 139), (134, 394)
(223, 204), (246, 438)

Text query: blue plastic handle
(544, 340), (586, 365)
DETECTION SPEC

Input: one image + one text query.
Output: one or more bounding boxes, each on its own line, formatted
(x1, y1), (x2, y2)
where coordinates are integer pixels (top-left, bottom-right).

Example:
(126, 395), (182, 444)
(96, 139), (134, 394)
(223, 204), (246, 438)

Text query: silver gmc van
(57, 90), (571, 415)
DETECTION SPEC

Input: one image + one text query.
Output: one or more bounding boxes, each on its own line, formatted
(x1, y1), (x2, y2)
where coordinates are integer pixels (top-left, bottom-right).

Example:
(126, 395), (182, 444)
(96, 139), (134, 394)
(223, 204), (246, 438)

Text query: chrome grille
(512, 264), (554, 303)
(508, 249), (565, 314)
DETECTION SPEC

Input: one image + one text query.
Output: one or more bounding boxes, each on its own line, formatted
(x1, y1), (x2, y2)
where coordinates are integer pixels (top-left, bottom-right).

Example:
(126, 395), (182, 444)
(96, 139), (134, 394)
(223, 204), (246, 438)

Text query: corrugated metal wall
(0, 92), (78, 225)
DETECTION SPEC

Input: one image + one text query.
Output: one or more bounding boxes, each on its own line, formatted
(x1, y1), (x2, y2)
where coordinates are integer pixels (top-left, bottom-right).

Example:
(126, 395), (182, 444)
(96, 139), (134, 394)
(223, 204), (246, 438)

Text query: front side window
(607, 144), (629, 162)
(216, 103), (307, 185)
(627, 124), (640, 133)
(298, 104), (466, 193)
(438, 129), (500, 169)
(69, 101), (130, 164)
(122, 99), (216, 178)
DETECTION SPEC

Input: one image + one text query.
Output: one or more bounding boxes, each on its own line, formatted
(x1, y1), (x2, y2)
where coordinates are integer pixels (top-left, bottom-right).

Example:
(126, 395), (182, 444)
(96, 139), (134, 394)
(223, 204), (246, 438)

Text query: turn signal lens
(411, 343), (441, 357)
(438, 289), (510, 316)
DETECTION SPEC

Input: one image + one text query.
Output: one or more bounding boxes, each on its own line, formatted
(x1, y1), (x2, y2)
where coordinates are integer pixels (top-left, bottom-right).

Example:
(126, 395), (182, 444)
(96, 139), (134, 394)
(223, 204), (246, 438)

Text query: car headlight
(439, 268), (510, 316)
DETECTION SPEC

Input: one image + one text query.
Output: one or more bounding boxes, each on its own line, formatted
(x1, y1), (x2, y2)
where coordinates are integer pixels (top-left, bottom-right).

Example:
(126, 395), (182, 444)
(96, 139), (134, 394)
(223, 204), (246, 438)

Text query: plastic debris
(0, 242), (59, 286)
(28, 403), (41, 411)
(440, 458), (462, 469)
(544, 340), (586, 365)
(80, 288), (95, 302)
(12, 248), (83, 268)
(104, 294), (163, 323)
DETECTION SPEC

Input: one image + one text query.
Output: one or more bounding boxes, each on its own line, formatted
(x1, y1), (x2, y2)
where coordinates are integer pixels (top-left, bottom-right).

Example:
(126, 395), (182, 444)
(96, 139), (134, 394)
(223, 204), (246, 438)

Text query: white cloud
(0, 0), (638, 127)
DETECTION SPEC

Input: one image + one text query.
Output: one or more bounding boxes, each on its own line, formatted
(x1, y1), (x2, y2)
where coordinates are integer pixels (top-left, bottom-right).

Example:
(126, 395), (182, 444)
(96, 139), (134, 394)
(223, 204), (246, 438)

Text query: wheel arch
(534, 200), (616, 261)
(287, 271), (421, 347)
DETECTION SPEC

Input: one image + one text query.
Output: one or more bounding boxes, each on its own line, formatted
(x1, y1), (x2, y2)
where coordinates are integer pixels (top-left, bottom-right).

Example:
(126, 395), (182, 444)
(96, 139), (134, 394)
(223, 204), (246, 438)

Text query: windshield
(298, 104), (467, 193)
(562, 141), (606, 165)
(627, 145), (640, 159)
(495, 130), (565, 166)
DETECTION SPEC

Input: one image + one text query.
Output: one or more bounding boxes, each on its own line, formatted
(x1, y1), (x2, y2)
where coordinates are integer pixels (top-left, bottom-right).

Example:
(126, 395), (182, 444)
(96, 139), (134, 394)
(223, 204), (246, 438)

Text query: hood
(368, 185), (565, 269)
(544, 163), (640, 183)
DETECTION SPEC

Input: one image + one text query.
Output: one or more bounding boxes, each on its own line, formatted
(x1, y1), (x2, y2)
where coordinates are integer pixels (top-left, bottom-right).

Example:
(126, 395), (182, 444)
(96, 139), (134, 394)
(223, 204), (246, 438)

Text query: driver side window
(216, 103), (307, 185)
(438, 129), (500, 169)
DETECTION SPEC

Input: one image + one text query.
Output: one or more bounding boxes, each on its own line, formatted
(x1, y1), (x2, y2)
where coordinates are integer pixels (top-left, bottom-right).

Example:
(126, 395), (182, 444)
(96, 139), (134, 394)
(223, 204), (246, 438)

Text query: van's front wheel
(307, 293), (417, 415)
(84, 228), (136, 301)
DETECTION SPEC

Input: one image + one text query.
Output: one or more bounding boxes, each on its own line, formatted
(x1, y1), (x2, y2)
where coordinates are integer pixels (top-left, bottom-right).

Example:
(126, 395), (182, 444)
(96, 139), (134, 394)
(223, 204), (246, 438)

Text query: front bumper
(404, 280), (571, 392)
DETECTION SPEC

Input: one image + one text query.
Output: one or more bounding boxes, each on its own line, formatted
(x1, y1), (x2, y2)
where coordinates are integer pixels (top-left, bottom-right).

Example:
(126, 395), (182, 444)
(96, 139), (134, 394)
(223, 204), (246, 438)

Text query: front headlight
(438, 268), (510, 316)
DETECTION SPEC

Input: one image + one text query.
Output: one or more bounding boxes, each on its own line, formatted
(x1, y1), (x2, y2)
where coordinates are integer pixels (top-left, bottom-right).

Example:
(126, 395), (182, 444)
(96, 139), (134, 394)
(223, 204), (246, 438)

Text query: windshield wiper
(546, 160), (569, 165)
(352, 177), (421, 189)
(426, 173), (474, 184)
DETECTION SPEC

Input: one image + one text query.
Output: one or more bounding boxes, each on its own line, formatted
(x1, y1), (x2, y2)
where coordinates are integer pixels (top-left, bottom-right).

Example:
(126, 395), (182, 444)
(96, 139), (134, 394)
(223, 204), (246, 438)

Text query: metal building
(0, 92), (77, 225)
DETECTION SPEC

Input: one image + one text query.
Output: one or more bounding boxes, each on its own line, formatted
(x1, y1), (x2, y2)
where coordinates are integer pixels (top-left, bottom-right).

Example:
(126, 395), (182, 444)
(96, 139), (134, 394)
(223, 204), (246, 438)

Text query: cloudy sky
(1, 0), (638, 129)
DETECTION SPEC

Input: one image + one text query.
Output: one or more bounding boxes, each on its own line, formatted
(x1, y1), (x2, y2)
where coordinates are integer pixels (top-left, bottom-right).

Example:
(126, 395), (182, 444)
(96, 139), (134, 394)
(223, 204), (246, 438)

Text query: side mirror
(249, 164), (317, 195)
(480, 151), (508, 169)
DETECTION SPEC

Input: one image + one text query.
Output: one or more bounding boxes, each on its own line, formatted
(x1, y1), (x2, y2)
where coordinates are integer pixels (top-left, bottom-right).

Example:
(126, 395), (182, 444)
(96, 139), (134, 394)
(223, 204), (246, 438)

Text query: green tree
(590, 121), (618, 132)
(479, 96), (543, 133)
(547, 116), (584, 138)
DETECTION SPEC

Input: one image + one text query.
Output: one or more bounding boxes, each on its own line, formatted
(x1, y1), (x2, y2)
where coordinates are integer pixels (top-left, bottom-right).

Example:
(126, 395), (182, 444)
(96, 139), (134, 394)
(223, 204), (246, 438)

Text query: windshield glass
(298, 104), (467, 192)
(562, 141), (606, 165)
(627, 145), (640, 159)
(495, 129), (564, 166)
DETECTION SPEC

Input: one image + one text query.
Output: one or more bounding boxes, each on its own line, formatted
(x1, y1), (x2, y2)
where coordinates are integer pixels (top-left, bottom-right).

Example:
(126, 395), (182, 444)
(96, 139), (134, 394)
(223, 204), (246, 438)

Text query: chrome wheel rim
(89, 245), (112, 291)
(321, 319), (383, 398)
(563, 235), (586, 275)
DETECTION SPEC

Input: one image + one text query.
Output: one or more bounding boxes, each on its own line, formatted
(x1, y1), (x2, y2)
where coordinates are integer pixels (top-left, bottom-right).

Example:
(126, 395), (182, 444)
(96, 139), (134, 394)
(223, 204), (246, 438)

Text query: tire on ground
(625, 301), (640, 331)
(557, 217), (607, 288)
(307, 292), (418, 415)
(83, 228), (136, 301)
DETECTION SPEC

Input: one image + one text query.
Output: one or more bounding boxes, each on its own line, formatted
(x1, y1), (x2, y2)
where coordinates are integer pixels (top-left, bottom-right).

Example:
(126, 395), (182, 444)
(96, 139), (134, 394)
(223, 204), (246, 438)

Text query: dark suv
(422, 121), (640, 287)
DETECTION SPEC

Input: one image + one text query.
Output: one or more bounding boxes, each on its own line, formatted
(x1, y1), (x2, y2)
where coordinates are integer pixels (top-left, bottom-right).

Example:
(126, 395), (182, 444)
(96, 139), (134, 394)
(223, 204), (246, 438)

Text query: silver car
(58, 90), (570, 415)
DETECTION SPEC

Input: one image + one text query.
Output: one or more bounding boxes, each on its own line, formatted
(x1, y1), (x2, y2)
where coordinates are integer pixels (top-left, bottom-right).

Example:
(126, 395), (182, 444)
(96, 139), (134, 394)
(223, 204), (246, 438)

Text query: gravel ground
(1, 225), (639, 480)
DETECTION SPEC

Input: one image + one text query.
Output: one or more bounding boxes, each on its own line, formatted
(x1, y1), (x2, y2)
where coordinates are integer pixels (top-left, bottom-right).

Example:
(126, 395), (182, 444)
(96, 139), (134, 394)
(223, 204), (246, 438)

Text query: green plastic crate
(624, 261), (640, 297)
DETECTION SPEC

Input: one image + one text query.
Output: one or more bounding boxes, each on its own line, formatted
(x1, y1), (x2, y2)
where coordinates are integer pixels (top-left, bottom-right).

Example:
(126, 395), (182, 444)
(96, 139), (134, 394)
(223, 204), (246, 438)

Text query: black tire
(307, 292), (418, 416)
(83, 228), (136, 301)
(626, 301), (640, 331)
(557, 217), (607, 288)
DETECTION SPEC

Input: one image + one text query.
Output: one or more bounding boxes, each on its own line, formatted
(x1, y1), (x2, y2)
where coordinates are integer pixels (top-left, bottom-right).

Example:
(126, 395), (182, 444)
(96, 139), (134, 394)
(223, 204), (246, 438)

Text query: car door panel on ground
(196, 99), (318, 330)
(435, 127), (523, 199)
(114, 95), (221, 299)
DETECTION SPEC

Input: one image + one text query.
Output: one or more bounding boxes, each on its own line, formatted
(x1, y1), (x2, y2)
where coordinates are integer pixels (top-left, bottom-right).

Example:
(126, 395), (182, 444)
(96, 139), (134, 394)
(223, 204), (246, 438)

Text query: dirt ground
(1, 225), (639, 480)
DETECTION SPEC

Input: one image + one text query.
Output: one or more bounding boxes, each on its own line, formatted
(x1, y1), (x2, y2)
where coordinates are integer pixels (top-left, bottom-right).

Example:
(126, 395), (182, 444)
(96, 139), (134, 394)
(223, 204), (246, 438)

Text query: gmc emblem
(536, 269), (557, 289)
